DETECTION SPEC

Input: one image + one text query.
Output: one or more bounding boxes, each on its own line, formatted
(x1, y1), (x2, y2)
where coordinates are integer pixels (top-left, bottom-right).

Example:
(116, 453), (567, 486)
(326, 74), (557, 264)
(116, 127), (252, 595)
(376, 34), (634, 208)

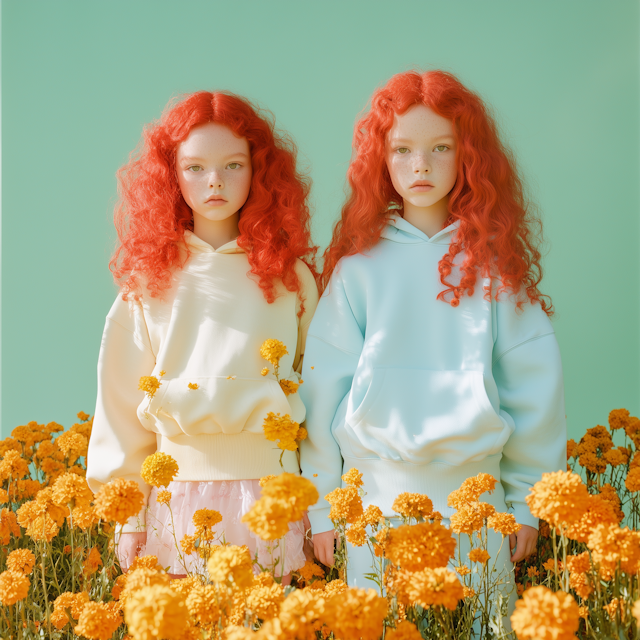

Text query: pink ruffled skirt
(144, 479), (306, 576)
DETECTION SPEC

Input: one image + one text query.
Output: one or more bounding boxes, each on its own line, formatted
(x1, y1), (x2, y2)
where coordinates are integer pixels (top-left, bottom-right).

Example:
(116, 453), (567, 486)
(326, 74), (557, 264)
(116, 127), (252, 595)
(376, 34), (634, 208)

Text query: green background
(2, 1), (638, 441)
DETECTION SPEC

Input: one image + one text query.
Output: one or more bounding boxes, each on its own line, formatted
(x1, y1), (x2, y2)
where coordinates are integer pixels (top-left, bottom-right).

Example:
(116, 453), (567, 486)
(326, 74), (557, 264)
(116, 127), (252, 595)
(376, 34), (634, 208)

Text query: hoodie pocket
(137, 377), (293, 436)
(340, 368), (507, 465)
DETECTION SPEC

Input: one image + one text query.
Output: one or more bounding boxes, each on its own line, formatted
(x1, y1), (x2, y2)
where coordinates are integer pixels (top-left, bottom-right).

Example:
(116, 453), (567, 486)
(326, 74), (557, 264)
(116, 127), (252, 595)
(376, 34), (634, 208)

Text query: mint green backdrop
(2, 1), (638, 440)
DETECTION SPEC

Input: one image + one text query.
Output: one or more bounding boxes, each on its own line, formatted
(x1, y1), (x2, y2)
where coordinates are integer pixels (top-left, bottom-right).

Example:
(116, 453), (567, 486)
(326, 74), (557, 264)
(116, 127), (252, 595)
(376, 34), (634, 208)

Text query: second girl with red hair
(86, 91), (319, 578)
(300, 70), (566, 596)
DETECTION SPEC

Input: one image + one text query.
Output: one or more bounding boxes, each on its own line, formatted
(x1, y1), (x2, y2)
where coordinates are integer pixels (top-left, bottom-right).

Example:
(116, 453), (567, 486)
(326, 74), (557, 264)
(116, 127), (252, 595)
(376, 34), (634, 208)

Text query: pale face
(176, 122), (252, 224)
(385, 104), (457, 218)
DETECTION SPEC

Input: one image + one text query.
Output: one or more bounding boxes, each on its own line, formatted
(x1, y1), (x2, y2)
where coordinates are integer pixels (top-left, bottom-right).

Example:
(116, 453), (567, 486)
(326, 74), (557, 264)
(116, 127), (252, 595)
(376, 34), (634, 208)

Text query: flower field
(1, 408), (640, 639)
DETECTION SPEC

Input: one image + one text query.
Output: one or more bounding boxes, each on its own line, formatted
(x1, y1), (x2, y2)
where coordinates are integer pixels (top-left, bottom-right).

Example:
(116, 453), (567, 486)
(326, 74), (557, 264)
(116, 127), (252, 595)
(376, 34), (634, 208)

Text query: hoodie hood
(381, 213), (459, 245)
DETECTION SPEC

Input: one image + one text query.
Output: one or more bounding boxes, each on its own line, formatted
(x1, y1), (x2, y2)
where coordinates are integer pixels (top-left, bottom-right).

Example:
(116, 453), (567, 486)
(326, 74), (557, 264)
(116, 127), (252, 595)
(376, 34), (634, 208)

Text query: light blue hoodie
(300, 214), (566, 534)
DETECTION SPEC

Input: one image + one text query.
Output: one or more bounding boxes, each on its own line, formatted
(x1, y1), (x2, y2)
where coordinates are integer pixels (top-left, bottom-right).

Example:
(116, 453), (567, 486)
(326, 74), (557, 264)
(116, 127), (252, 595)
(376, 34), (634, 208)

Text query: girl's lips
(410, 185), (434, 192)
(206, 198), (227, 205)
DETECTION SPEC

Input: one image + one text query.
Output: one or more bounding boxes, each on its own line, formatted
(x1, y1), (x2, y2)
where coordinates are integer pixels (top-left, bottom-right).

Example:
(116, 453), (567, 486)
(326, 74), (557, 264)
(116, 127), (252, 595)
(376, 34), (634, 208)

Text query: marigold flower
(296, 560), (325, 585)
(181, 534), (197, 555)
(279, 379), (299, 396)
(138, 375), (161, 399)
(56, 431), (89, 462)
(278, 588), (328, 638)
(7, 549), (36, 575)
(324, 587), (388, 640)
(447, 473), (497, 509)
(40, 457), (65, 479)
(140, 452), (179, 488)
(361, 504), (384, 527)
(464, 586), (476, 598)
(542, 558), (562, 574)
(52, 472), (94, 510)
(0, 570), (30, 604)
(487, 512), (522, 536)
(94, 478), (145, 525)
(246, 581), (284, 621)
(69, 504), (98, 531)
(262, 412), (300, 451)
(527, 566), (539, 578)
(0, 508), (20, 544)
(261, 367), (269, 377)
(0, 449), (30, 480)
(324, 579), (348, 596)
(192, 508), (222, 533)
(525, 471), (590, 531)
(342, 468), (364, 488)
(124, 585), (188, 640)
(566, 439), (578, 459)
(603, 447), (628, 467)
(261, 472), (319, 521)
(260, 339), (288, 366)
(187, 382), (199, 390)
(207, 545), (254, 589)
(373, 526), (390, 557)
(626, 467), (640, 492)
(569, 571), (593, 600)
(242, 496), (291, 540)
(455, 565), (471, 576)
(296, 426), (308, 441)
(386, 522), (456, 571)
(259, 474), (276, 487)
(392, 492), (433, 520)
(346, 523), (368, 547)
(565, 493), (620, 543)
(156, 490), (172, 505)
(450, 501), (495, 534)
(403, 567), (464, 610)
(385, 620), (422, 640)
(325, 485), (363, 524)
(468, 548), (490, 564)
(511, 586), (579, 640)
(83, 546), (103, 576)
(75, 601), (122, 640)
(609, 408), (630, 430)
(599, 483), (624, 521)
(587, 523), (640, 578)
(51, 591), (90, 629)
(186, 583), (221, 625)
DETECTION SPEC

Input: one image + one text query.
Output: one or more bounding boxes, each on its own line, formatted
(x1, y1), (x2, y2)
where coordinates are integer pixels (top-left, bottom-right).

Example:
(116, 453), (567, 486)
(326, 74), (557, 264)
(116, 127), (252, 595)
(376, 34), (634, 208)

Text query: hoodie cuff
(510, 503), (539, 530)
(307, 507), (334, 535)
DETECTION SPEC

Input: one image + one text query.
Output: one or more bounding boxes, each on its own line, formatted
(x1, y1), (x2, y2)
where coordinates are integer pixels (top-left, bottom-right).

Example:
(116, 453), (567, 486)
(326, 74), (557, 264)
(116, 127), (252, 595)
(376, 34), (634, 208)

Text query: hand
(116, 531), (147, 571)
(509, 524), (538, 563)
(312, 530), (337, 567)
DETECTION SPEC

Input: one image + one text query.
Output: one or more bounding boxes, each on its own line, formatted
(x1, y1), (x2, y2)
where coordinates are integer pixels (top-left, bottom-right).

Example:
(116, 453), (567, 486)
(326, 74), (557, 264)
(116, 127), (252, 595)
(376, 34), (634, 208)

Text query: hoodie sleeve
(86, 294), (158, 532)
(299, 271), (365, 534)
(493, 297), (567, 529)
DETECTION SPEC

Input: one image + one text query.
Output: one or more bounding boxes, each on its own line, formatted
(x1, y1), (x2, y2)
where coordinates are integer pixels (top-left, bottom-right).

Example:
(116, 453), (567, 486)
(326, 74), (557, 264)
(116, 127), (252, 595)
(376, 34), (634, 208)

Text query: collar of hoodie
(184, 230), (245, 255)
(381, 213), (460, 245)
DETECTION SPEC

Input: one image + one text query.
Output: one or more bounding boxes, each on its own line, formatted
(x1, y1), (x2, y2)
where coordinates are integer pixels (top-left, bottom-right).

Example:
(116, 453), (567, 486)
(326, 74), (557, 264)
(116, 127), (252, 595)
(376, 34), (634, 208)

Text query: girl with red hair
(300, 71), (566, 595)
(86, 91), (319, 578)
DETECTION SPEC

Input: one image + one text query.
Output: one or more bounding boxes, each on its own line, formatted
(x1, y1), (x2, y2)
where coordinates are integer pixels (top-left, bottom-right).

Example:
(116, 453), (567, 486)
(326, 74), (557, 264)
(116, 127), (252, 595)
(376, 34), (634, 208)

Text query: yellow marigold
(156, 490), (172, 505)
(447, 473), (497, 509)
(626, 417), (640, 440)
(468, 548), (490, 564)
(626, 467), (640, 492)
(279, 379), (299, 396)
(609, 408), (630, 430)
(325, 486), (363, 524)
(129, 555), (164, 572)
(324, 579), (348, 596)
(16, 499), (61, 542)
(386, 620), (422, 640)
(487, 512), (522, 536)
(525, 471), (590, 531)
(0, 449), (30, 480)
(599, 483), (624, 521)
(140, 452), (179, 488)
(261, 473), (319, 521)
(604, 597), (625, 621)
(124, 585), (188, 640)
(75, 601), (122, 640)
(51, 591), (90, 629)
(193, 508), (222, 532)
(138, 375), (162, 399)
(181, 534), (196, 555)
(565, 494), (619, 543)
(455, 565), (471, 576)
(186, 583), (220, 625)
(262, 412), (300, 451)
(0, 570), (30, 604)
(94, 478), (145, 525)
(261, 367), (269, 377)
(373, 526), (390, 557)
(587, 523), (640, 579)
(187, 382), (199, 390)
(83, 546), (103, 576)
(567, 439), (578, 459)
(464, 586), (476, 598)
(569, 571), (593, 600)
(0, 489), (8, 504)
(260, 339), (288, 366)
(297, 560), (325, 586)
(565, 552), (590, 575)
(45, 421), (65, 434)
(386, 522), (456, 571)
(207, 545), (254, 589)
(7, 549), (36, 575)
(52, 472), (93, 510)
(247, 581), (284, 621)
(510, 586), (580, 640)
(77, 411), (90, 421)
(392, 492), (433, 520)
(346, 523), (368, 547)
(112, 574), (127, 601)
(361, 505), (384, 527)
(40, 457), (65, 479)
(296, 426), (308, 441)
(278, 588), (328, 639)
(324, 587), (388, 640)
(242, 496), (291, 540)
(450, 502), (494, 534)
(342, 468), (364, 488)
(56, 431), (89, 462)
(259, 474), (276, 487)
(527, 566), (539, 578)
(403, 567), (464, 610)
(69, 504), (98, 531)
(542, 558), (562, 574)
(603, 448), (628, 467)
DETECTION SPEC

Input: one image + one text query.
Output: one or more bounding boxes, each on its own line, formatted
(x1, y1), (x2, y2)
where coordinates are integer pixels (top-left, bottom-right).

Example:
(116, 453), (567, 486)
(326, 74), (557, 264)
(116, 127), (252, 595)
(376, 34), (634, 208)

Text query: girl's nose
(413, 153), (431, 174)
(208, 171), (224, 189)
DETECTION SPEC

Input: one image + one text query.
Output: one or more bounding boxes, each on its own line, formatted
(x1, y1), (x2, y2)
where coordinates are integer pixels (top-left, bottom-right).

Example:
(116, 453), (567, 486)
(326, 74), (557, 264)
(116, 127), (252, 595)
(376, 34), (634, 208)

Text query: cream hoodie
(86, 231), (319, 531)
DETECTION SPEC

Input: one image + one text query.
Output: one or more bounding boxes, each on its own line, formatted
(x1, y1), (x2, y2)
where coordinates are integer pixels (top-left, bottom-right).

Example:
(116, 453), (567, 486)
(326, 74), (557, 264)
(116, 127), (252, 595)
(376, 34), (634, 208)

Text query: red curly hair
(323, 70), (552, 314)
(111, 91), (317, 303)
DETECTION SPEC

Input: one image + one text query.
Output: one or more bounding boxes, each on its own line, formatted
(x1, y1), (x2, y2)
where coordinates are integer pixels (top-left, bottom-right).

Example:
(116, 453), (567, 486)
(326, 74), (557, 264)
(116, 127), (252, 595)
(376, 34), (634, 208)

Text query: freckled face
(385, 104), (457, 211)
(176, 122), (252, 222)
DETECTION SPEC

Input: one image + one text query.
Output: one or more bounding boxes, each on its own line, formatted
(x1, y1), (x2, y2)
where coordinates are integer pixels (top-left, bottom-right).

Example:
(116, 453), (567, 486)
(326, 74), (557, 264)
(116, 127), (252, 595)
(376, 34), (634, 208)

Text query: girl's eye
(396, 148), (409, 154)
(188, 166), (202, 172)
(227, 163), (241, 169)
(434, 145), (449, 152)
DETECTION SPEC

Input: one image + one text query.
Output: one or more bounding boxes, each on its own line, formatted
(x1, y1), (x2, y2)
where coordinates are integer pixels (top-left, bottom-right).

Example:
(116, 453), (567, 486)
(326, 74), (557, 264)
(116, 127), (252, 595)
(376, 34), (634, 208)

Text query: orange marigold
(83, 547), (103, 576)
(0, 570), (30, 604)
(341, 468), (364, 488)
(51, 591), (90, 629)
(403, 567), (464, 610)
(325, 486), (363, 524)
(346, 523), (368, 547)
(468, 548), (490, 564)
(587, 524), (640, 579)
(140, 452), (179, 488)
(324, 587), (388, 640)
(599, 484), (624, 522)
(6, 549), (36, 575)
(565, 494), (620, 543)
(296, 560), (325, 586)
(565, 552), (591, 575)
(94, 478), (145, 525)
(609, 408), (631, 430)
(447, 473), (497, 509)
(386, 620), (422, 640)
(241, 496), (290, 540)
(361, 505), (384, 527)
(603, 597), (625, 622)
(261, 473), (319, 521)
(626, 467), (640, 492)
(392, 492), (433, 520)
(0, 508), (20, 545)
(74, 601), (123, 640)
(386, 522), (456, 571)
(487, 512), (522, 536)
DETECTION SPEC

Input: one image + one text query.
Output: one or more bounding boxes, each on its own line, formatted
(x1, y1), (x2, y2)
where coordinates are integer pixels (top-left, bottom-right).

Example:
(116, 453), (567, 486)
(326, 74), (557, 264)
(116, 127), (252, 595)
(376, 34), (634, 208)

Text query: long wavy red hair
(323, 70), (552, 314)
(111, 91), (317, 303)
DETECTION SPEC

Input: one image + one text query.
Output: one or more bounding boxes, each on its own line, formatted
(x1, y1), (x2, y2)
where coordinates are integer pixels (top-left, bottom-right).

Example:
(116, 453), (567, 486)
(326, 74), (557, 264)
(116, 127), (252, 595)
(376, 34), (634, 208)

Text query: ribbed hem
(307, 507), (333, 535)
(343, 454), (505, 519)
(157, 432), (299, 481)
